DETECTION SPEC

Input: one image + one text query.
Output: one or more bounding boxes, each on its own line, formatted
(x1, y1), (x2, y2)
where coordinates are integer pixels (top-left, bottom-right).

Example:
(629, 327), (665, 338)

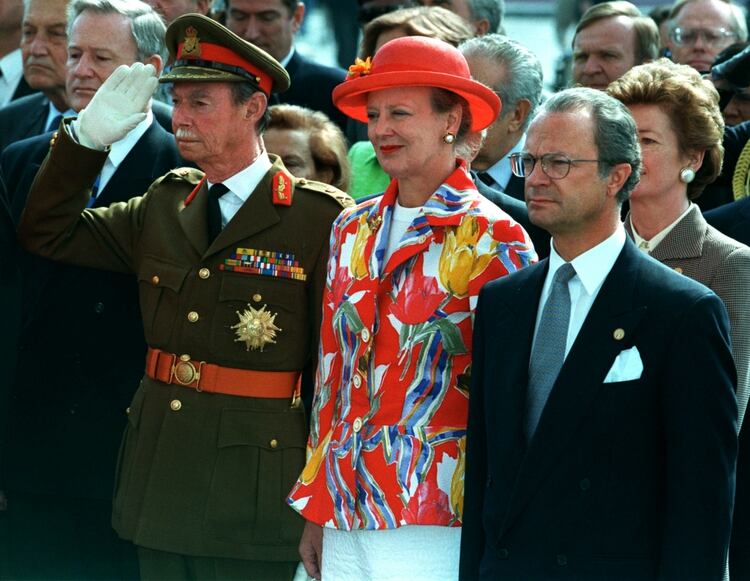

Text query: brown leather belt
(145, 347), (300, 399)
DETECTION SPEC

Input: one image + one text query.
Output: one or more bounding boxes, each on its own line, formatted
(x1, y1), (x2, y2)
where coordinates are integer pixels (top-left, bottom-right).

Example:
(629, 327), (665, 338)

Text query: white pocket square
(604, 346), (643, 383)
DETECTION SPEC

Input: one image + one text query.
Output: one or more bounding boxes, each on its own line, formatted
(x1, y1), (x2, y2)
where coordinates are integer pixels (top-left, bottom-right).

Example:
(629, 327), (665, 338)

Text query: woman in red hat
(287, 36), (536, 581)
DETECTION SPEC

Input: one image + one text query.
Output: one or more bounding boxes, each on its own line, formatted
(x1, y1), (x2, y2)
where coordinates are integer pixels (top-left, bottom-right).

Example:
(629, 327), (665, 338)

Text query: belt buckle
(170, 354), (203, 390)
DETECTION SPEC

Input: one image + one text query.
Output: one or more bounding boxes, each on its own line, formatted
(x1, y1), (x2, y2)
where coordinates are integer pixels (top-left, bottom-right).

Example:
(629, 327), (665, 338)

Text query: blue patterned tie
(525, 262), (577, 439)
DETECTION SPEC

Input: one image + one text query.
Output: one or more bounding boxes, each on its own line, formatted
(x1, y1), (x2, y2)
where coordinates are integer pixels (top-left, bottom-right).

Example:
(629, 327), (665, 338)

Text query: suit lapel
(649, 205), (705, 261)
(500, 241), (648, 533)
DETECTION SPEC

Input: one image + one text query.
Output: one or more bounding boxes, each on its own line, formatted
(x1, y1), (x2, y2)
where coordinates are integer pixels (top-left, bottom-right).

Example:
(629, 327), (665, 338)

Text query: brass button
(151, 275), (160, 285)
(298, 178), (307, 185)
(170, 399), (182, 411)
(613, 328), (625, 341)
(187, 311), (199, 323)
(673, 267), (683, 274)
(49, 131), (58, 146)
(352, 374), (362, 388)
(125, 406), (131, 415)
(352, 417), (363, 432)
(361, 328), (370, 343)
(198, 268), (210, 279)
(269, 438), (278, 449)
(252, 293), (262, 303)
(180, 169), (189, 176)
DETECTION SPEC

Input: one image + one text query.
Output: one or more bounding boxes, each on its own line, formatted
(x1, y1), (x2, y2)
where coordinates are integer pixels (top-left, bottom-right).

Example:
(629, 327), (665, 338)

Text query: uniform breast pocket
(211, 273), (309, 368)
(137, 255), (189, 345)
(203, 407), (307, 545)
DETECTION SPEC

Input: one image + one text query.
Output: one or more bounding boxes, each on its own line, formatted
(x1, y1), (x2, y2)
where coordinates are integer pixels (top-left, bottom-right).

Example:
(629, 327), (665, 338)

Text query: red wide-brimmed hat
(333, 36), (501, 132)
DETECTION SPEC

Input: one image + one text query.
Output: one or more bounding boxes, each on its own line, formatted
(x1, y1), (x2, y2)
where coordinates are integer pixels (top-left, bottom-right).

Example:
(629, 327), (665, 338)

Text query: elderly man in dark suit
(0, 1), (183, 579)
(18, 11), (351, 581)
(460, 87), (737, 580)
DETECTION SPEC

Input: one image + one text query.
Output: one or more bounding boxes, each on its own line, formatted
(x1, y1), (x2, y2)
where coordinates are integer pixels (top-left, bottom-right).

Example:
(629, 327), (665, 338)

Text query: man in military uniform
(18, 13), (351, 580)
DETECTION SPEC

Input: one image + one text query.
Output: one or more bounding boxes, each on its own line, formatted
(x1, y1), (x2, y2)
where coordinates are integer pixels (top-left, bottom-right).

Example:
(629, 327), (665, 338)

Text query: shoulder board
(165, 167), (205, 185)
(272, 170), (294, 206)
(296, 178), (354, 209)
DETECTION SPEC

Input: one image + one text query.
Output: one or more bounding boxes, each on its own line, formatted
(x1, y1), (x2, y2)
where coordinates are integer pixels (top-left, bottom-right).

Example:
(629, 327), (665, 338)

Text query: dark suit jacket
(279, 50), (347, 132)
(0, 92), (49, 156)
(504, 173), (525, 202)
(0, 121), (184, 500)
(705, 195), (750, 246)
(0, 95), (173, 159)
(461, 238), (737, 581)
(699, 121), (750, 211)
(474, 178), (550, 259)
(10, 76), (35, 103)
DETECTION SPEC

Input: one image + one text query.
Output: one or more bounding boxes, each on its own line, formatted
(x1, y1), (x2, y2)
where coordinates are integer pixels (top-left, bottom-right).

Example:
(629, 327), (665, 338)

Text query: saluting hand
(72, 62), (158, 151)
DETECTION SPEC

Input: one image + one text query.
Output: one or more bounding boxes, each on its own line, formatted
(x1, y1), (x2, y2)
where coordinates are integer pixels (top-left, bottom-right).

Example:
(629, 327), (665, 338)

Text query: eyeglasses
(669, 27), (737, 48)
(510, 153), (600, 180)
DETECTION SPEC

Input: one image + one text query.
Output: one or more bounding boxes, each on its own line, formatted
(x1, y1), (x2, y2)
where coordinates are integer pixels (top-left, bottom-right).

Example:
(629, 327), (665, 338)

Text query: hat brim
(159, 65), (247, 83)
(332, 71), (501, 132)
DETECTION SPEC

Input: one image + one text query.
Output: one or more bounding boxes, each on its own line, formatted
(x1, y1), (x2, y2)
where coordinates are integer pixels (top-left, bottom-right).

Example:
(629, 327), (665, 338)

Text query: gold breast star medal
(231, 304), (281, 351)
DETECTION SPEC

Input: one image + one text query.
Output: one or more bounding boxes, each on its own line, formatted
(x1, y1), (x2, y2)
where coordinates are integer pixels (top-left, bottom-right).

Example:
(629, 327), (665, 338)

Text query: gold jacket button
(125, 406), (131, 415)
(253, 293), (262, 303)
(352, 417), (363, 432)
(187, 311), (199, 323)
(269, 438), (279, 449)
(613, 328), (625, 341)
(198, 268), (210, 279)
(151, 275), (160, 285)
(170, 399), (182, 411)
(352, 374), (362, 388)
(674, 267), (683, 274)
(361, 328), (370, 342)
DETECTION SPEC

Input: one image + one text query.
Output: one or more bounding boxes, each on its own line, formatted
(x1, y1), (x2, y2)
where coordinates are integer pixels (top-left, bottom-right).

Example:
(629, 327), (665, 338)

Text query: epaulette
(295, 177), (354, 209)
(272, 170), (293, 206)
(165, 167), (205, 185)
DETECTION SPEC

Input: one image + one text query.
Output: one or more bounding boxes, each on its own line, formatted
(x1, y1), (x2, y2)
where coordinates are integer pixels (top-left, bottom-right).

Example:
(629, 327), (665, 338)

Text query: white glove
(72, 62), (159, 150)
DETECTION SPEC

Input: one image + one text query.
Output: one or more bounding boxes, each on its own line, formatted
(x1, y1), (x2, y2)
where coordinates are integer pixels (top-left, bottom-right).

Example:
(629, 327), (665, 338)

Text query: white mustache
(175, 128), (198, 140)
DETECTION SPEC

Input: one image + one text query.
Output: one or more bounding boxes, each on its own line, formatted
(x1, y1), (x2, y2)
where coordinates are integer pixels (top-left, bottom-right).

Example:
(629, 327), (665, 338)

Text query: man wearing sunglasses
(666, 0), (747, 72)
(460, 87), (737, 580)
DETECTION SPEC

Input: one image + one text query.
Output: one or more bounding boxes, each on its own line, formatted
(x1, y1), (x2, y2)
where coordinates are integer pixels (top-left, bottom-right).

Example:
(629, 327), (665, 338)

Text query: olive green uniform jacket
(17, 124), (352, 561)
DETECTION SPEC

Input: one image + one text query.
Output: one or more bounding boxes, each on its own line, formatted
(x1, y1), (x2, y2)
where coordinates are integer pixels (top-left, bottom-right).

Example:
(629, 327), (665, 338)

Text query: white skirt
(320, 525), (461, 581)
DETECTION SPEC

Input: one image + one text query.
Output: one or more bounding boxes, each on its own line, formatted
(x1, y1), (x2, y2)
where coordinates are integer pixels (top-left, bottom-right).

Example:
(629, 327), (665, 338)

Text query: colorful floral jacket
(287, 164), (536, 530)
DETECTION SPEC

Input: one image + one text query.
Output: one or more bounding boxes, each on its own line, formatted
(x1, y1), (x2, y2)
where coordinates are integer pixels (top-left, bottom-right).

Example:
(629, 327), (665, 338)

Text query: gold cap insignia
(231, 304), (281, 351)
(182, 26), (201, 59)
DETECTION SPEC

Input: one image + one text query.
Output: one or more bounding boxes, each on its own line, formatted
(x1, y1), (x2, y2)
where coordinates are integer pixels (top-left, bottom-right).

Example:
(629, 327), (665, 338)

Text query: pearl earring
(680, 167), (696, 183)
(443, 133), (456, 144)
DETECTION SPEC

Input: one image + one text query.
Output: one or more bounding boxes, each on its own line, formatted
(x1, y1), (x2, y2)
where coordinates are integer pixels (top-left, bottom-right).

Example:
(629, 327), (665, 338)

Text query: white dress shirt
(534, 226), (626, 360)
(485, 133), (526, 192)
(206, 151), (272, 228)
(97, 109), (154, 194)
(0, 49), (24, 107)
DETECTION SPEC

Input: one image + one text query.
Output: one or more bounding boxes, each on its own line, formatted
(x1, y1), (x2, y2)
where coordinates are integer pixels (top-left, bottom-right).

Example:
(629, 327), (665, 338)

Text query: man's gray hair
(468, 0), (505, 34)
(67, 0), (167, 63)
(460, 34), (543, 132)
(538, 87), (641, 203)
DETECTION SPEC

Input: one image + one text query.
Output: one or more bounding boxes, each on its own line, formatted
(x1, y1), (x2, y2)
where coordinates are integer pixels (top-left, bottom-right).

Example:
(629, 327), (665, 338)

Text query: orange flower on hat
(347, 56), (372, 80)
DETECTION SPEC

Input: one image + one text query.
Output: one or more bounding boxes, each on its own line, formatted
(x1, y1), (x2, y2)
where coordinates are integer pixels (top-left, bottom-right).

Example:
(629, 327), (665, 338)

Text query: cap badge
(347, 56), (372, 80)
(231, 303), (281, 351)
(182, 26), (202, 59)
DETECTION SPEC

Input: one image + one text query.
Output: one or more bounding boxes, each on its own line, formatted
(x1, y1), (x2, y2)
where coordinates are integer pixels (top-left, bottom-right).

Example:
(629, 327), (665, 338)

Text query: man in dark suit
(0, 0), (69, 155)
(460, 87), (738, 580)
(225, 0), (347, 131)
(460, 34), (543, 202)
(0, 2), (183, 579)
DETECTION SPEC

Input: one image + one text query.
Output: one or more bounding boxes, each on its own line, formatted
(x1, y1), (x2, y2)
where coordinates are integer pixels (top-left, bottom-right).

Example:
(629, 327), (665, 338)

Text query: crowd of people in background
(0, 0), (750, 580)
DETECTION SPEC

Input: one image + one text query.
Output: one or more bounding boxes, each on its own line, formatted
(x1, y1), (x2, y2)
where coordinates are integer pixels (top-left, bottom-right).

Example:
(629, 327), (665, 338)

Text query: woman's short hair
(267, 104), (351, 192)
(607, 58), (725, 199)
(360, 6), (474, 59)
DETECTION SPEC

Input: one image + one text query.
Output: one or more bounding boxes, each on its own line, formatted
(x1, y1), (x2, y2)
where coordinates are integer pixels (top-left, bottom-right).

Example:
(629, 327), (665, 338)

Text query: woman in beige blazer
(608, 59), (750, 428)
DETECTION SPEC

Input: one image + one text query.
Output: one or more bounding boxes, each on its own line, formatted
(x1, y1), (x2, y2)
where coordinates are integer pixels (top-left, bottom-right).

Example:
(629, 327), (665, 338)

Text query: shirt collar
(629, 202), (694, 252)
(208, 150), (272, 203)
(108, 108), (153, 169)
(486, 133), (525, 190)
(548, 224), (626, 296)
(279, 46), (295, 69)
